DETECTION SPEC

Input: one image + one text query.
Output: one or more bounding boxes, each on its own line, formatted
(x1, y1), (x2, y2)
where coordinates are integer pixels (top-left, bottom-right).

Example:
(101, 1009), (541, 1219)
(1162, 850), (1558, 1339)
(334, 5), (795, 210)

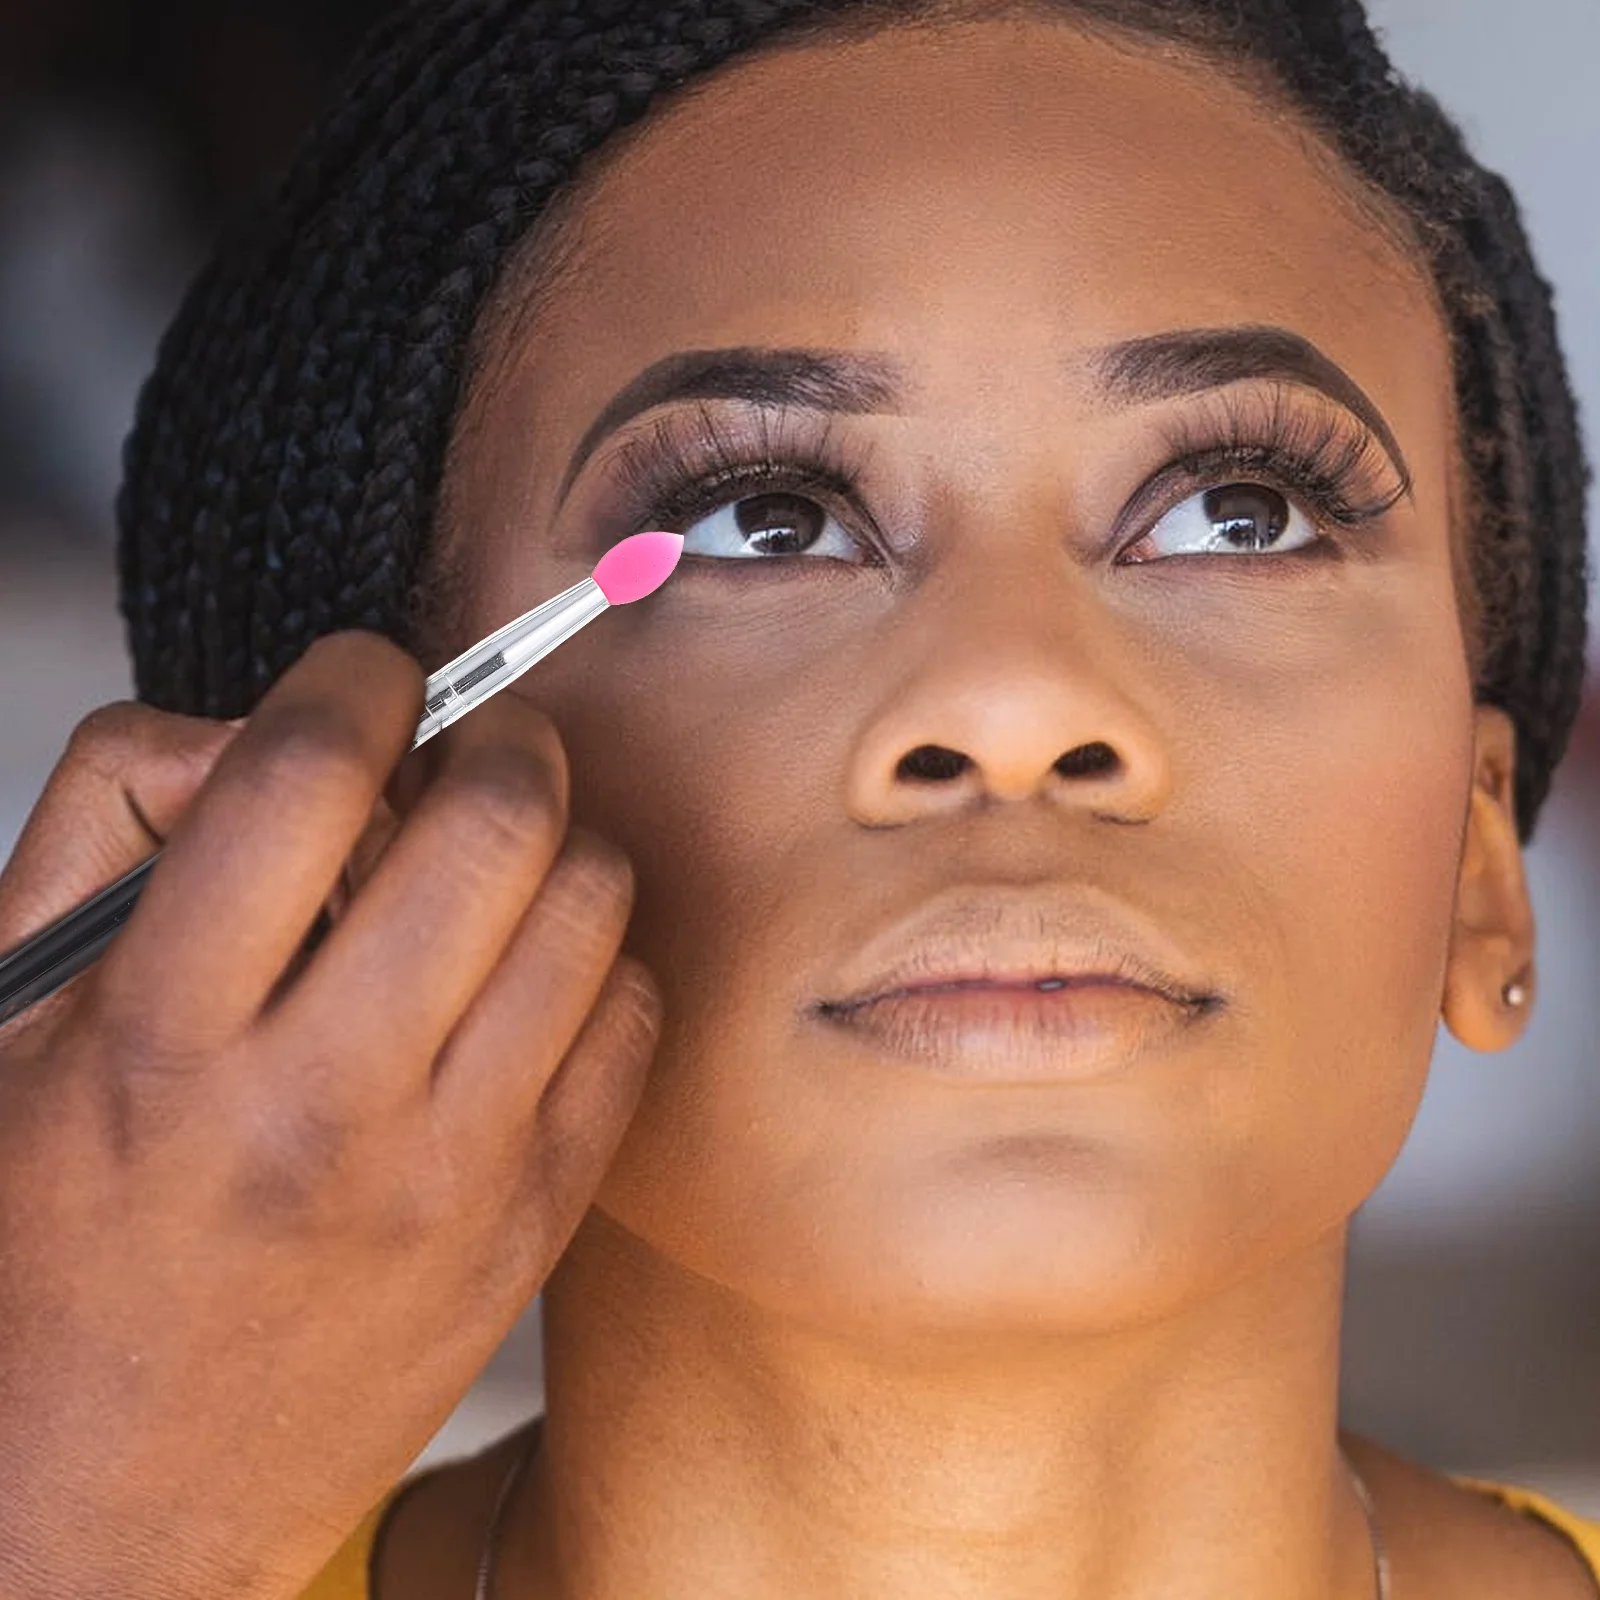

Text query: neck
(507, 1212), (1376, 1600)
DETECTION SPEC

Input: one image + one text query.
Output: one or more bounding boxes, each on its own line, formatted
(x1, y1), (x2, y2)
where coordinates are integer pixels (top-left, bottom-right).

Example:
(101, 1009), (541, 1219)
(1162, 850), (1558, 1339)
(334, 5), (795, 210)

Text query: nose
(843, 556), (1174, 827)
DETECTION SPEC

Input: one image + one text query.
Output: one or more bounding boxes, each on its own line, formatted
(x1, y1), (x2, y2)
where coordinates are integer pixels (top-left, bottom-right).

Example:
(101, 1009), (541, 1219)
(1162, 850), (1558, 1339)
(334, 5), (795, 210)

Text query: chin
(586, 1028), (1313, 1345)
(798, 1177), (1224, 1344)
(604, 1148), (1230, 1348)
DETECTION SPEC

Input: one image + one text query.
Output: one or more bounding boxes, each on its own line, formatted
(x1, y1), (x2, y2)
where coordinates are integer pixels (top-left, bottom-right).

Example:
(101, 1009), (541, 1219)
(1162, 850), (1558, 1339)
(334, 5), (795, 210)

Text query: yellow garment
(297, 1493), (396, 1600)
(298, 1470), (1600, 1599)
(1454, 1475), (1600, 1582)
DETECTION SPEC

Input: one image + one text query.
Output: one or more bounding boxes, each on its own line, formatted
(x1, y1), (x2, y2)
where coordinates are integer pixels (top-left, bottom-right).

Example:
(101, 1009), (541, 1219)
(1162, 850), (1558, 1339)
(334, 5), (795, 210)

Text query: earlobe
(1439, 706), (1536, 1053)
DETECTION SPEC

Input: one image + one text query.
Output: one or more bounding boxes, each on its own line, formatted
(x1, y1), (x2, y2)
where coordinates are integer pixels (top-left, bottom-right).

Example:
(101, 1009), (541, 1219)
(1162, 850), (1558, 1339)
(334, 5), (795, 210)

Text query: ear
(1439, 705), (1536, 1051)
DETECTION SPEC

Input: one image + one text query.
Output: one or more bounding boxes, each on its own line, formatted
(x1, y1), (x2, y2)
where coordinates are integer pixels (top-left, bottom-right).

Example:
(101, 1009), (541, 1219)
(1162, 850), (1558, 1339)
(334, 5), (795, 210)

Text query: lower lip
(814, 980), (1215, 1081)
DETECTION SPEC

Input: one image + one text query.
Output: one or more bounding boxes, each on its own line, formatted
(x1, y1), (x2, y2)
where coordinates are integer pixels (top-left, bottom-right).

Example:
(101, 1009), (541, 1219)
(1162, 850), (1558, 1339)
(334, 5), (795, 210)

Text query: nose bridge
(913, 499), (1128, 698)
(931, 523), (1090, 642)
(843, 517), (1173, 821)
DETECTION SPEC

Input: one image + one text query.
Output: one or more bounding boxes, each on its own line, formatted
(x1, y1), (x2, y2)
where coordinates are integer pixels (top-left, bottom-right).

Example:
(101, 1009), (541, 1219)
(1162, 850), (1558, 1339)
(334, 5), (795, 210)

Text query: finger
(383, 729), (446, 822)
(0, 704), (242, 955)
(260, 794), (403, 1004)
(327, 793), (404, 921)
(98, 632), (423, 1045)
(504, 955), (660, 1270)
(430, 827), (642, 1142)
(274, 689), (570, 1095)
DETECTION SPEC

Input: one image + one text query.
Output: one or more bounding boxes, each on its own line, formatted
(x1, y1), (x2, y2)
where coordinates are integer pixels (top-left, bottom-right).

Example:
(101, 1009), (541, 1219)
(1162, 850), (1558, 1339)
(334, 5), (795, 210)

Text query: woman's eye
(680, 491), (866, 561)
(1122, 481), (1319, 563)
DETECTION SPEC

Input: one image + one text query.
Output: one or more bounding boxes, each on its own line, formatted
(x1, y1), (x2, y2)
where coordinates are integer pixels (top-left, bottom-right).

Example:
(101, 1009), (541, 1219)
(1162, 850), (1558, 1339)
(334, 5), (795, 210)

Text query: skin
(376, 15), (1584, 1599)
(0, 645), (661, 1600)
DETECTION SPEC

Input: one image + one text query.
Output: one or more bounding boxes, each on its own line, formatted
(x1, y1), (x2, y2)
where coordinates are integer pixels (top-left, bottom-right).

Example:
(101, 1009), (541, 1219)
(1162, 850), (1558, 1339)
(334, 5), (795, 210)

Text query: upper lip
(816, 887), (1216, 1012)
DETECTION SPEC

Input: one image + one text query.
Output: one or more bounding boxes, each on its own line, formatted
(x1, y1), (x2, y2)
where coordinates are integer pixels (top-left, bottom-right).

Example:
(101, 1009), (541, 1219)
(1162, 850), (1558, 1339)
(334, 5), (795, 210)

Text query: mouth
(809, 890), (1223, 1082)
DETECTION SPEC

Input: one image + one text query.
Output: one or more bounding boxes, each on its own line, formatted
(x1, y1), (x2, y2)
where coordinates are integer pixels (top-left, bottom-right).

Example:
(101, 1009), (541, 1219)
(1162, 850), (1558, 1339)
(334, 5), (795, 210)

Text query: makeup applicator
(0, 530), (685, 1025)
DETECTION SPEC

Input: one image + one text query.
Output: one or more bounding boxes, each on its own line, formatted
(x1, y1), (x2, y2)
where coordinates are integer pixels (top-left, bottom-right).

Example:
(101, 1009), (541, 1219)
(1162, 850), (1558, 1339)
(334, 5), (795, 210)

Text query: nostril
(1055, 742), (1118, 778)
(896, 745), (972, 782)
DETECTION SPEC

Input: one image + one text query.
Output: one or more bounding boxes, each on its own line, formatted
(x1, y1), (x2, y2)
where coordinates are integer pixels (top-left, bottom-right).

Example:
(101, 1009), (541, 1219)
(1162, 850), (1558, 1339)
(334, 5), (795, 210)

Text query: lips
(809, 887), (1220, 1080)
(815, 887), (1216, 1015)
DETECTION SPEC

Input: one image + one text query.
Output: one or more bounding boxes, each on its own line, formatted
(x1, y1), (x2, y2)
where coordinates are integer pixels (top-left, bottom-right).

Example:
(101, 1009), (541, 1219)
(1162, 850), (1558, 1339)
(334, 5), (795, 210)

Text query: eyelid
(1107, 386), (1411, 555)
(601, 401), (887, 556)
(1155, 384), (1409, 510)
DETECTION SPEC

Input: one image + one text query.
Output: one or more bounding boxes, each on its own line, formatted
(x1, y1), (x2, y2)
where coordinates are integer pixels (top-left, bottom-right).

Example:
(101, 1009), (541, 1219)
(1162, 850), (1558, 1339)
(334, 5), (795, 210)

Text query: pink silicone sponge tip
(592, 530), (684, 605)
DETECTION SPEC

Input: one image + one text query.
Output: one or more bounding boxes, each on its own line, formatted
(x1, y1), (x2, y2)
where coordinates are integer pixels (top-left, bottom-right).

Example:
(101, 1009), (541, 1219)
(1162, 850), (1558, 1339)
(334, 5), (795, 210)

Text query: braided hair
(117, 0), (1591, 843)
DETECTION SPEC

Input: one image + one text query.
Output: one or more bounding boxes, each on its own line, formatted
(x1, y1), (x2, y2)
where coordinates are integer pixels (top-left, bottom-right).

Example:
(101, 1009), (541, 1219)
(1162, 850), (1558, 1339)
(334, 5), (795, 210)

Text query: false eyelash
(1143, 382), (1411, 531)
(602, 384), (1410, 562)
(608, 401), (882, 552)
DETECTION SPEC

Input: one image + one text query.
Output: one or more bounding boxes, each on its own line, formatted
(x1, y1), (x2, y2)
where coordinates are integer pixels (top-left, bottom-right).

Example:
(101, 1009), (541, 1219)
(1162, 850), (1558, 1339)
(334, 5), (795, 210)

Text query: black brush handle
(0, 855), (159, 1027)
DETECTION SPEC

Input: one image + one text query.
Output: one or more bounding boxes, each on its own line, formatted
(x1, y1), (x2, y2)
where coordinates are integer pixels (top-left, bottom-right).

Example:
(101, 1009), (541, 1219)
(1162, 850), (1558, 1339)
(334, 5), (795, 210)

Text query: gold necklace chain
(1347, 1451), (1394, 1600)
(473, 1431), (1389, 1600)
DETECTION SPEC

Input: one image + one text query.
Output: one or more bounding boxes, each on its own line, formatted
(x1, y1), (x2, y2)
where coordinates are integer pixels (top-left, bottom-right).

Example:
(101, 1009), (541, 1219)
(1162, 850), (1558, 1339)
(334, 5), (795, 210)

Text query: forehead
(491, 17), (1451, 456)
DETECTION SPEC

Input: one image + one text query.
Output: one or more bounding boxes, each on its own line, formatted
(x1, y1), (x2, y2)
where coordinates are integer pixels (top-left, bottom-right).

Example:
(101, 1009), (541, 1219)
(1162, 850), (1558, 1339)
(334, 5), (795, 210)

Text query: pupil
(1204, 483), (1289, 550)
(736, 492), (822, 554)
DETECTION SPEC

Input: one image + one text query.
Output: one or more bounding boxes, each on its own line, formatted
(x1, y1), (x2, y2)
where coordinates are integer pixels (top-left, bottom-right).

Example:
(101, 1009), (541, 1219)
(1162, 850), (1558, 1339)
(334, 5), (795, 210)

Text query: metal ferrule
(411, 577), (609, 749)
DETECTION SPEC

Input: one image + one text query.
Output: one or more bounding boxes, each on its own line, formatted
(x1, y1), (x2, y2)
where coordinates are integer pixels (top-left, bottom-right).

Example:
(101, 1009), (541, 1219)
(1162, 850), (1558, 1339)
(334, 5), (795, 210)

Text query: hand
(0, 631), (661, 1600)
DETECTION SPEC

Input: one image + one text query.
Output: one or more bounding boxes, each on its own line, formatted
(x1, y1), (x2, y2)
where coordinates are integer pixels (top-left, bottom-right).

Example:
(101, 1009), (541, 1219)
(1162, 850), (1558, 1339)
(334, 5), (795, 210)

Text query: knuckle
(226, 1090), (452, 1254)
(605, 956), (663, 1044)
(532, 834), (635, 959)
(71, 1003), (211, 1159)
(499, 695), (568, 769)
(91, 984), (203, 1073)
(304, 628), (419, 683)
(556, 827), (635, 908)
(447, 743), (565, 857)
(246, 1097), (350, 1183)
(226, 1101), (360, 1236)
(64, 701), (158, 771)
(297, 632), (425, 742)
(246, 700), (376, 804)
(498, 1203), (564, 1293)
(455, 694), (570, 810)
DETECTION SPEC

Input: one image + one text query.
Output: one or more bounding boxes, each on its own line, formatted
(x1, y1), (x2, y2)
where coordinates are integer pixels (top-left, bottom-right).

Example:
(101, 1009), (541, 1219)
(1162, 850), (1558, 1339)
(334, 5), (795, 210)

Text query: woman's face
(440, 17), (1517, 1335)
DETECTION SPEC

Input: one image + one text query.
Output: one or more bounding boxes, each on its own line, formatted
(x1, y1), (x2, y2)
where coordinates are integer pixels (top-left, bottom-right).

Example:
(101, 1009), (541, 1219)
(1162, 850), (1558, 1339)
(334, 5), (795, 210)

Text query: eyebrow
(555, 346), (903, 507)
(554, 324), (1410, 506)
(1093, 324), (1411, 486)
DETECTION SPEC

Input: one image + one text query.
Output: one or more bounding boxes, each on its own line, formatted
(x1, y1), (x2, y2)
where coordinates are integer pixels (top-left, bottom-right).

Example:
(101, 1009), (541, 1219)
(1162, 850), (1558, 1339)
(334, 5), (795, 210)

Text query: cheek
(524, 574), (882, 893)
(1258, 588), (1471, 1002)
(1181, 580), (1476, 1230)
(515, 586), (862, 1069)
(514, 596), (910, 1284)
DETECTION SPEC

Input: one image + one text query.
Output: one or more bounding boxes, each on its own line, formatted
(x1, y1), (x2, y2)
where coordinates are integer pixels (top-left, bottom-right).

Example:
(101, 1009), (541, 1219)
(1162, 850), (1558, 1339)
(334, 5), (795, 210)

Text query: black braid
(117, 0), (1591, 842)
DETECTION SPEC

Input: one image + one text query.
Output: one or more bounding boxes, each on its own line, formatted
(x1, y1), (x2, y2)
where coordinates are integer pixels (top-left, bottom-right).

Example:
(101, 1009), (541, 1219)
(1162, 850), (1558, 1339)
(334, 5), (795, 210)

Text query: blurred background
(1, 0), (1596, 1507)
